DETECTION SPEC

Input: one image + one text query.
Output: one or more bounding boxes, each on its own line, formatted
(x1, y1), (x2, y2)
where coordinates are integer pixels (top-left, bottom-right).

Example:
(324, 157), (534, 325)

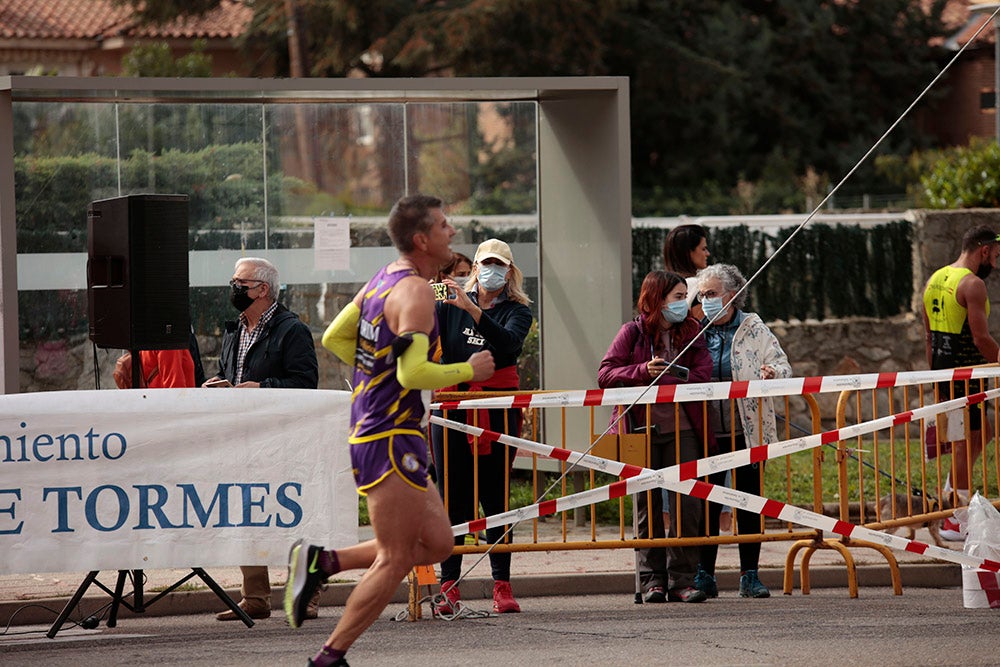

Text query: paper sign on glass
(313, 217), (351, 271)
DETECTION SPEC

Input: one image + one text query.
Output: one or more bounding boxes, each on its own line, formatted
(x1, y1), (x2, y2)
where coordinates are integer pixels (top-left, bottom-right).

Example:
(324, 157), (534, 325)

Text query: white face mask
(478, 263), (509, 291)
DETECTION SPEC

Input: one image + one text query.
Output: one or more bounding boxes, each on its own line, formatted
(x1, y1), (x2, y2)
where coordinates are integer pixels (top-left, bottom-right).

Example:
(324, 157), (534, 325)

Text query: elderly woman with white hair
(692, 262), (791, 600)
(430, 238), (534, 615)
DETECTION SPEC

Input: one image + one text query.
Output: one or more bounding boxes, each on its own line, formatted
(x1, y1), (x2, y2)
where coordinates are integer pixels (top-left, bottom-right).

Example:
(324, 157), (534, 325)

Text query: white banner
(0, 388), (357, 575)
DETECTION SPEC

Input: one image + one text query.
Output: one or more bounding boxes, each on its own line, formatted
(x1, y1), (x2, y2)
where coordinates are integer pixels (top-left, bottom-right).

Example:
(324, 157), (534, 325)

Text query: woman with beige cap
(430, 238), (534, 616)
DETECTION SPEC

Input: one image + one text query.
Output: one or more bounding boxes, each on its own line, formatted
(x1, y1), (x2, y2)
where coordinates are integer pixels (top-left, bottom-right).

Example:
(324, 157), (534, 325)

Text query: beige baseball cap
(474, 238), (512, 265)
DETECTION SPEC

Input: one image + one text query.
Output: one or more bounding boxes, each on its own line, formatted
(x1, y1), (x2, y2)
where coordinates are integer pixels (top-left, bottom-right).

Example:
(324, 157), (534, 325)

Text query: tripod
(48, 348), (252, 637)
(47, 567), (253, 637)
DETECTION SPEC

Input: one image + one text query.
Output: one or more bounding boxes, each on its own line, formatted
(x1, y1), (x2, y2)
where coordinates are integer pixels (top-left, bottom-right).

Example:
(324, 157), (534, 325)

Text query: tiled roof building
(0, 0), (258, 76)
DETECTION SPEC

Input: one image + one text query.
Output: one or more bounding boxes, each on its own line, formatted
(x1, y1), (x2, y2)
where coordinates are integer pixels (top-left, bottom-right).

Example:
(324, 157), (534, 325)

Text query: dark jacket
(217, 304), (318, 389)
(597, 315), (715, 451)
(436, 294), (533, 387)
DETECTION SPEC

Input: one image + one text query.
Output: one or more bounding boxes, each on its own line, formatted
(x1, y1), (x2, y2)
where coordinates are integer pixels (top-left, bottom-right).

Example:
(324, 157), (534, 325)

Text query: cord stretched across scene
(439, 5), (1000, 592)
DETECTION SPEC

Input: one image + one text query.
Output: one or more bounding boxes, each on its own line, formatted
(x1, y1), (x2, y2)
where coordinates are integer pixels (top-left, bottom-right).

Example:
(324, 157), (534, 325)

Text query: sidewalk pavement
(0, 521), (964, 627)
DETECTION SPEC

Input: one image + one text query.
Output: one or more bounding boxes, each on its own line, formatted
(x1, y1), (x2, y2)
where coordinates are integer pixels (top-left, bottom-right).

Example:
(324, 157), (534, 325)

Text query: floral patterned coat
(728, 312), (792, 447)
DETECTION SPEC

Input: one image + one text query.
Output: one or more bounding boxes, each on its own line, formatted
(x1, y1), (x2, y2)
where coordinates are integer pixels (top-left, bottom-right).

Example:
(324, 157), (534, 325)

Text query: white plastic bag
(961, 492), (1000, 609)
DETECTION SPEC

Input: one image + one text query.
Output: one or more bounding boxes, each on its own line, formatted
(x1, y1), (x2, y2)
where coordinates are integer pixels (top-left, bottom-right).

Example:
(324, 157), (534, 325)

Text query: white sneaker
(939, 516), (966, 542)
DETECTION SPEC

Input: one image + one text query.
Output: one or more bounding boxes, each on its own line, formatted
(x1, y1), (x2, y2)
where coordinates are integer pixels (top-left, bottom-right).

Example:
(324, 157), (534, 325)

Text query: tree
(121, 40), (213, 77)
(111, 0), (953, 214)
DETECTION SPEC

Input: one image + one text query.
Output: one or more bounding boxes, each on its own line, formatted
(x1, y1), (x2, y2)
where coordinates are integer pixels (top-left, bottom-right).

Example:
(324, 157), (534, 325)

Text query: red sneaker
(435, 580), (461, 616)
(939, 516), (966, 542)
(493, 580), (521, 613)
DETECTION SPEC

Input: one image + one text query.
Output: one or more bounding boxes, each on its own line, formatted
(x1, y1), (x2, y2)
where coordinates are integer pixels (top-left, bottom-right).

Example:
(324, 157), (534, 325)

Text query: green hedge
(15, 146), (913, 341)
(632, 220), (913, 321)
(14, 144), (282, 252)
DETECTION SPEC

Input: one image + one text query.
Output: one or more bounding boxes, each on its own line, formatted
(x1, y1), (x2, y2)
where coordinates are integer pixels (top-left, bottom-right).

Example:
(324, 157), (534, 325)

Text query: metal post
(0, 89), (18, 394)
(995, 18), (1000, 142)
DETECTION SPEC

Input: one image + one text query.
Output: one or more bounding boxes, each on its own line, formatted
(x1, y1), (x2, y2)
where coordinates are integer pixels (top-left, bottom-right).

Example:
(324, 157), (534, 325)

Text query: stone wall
(768, 208), (1000, 427)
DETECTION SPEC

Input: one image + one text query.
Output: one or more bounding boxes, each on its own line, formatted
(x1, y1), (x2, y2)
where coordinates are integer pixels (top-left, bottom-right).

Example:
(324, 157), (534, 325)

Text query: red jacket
(141, 349), (196, 388)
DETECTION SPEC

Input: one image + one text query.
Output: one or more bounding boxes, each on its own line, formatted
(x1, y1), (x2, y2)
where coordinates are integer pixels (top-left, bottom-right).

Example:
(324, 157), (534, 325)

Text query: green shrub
(922, 138), (1000, 209)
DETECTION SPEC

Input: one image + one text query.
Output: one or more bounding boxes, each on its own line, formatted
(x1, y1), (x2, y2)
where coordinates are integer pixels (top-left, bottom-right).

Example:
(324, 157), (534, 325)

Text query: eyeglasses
(229, 279), (264, 289)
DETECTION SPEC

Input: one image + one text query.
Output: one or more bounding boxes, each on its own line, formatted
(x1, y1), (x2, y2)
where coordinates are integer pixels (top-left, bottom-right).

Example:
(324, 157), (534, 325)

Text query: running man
(285, 194), (494, 667)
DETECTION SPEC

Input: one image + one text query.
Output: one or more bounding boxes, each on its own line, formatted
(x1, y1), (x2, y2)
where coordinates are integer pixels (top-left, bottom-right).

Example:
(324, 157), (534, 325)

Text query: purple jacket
(598, 316), (716, 452)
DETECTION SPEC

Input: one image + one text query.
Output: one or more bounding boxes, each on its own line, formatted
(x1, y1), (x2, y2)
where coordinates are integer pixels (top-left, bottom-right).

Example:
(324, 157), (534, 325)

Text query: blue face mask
(701, 296), (726, 321)
(478, 264), (509, 292)
(661, 299), (689, 323)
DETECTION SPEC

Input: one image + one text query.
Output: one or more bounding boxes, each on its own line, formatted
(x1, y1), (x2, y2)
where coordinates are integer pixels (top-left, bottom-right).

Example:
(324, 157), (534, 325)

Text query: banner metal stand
(47, 567), (253, 638)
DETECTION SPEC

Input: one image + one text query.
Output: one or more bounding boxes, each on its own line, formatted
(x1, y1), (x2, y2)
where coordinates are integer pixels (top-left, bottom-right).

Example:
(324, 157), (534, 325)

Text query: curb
(1, 563), (962, 628)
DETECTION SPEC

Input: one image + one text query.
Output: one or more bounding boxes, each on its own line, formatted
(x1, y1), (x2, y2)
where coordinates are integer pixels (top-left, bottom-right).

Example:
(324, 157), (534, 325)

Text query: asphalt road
(2, 587), (998, 666)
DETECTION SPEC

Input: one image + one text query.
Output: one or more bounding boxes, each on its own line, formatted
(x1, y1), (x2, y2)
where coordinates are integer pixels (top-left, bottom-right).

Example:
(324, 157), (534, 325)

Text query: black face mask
(230, 284), (255, 312)
(977, 262), (993, 280)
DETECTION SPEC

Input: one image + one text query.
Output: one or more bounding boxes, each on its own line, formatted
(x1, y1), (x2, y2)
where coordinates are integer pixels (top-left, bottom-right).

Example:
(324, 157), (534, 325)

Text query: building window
(981, 89), (996, 112)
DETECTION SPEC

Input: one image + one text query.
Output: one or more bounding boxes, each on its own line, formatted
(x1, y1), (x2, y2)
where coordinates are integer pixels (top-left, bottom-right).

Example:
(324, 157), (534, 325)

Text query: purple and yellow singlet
(348, 265), (442, 493)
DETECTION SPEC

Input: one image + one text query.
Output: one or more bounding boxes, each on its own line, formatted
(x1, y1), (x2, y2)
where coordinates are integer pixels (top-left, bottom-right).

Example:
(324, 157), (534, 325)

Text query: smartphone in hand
(431, 282), (451, 301)
(204, 377), (233, 388)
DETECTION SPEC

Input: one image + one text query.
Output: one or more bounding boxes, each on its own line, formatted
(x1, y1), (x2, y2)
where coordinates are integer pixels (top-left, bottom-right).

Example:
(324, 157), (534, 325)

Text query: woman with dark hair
(662, 224), (711, 315)
(598, 270), (715, 604)
(436, 251), (473, 283)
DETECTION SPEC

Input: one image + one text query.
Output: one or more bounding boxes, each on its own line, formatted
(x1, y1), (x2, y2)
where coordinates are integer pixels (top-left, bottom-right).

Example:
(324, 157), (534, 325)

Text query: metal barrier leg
(783, 540), (811, 595)
(843, 539), (903, 595)
(407, 569), (421, 621)
(784, 537), (861, 598)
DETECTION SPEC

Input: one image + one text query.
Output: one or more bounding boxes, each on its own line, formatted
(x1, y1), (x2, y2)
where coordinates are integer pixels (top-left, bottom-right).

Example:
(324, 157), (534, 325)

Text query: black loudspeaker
(87, 194), (190, 350)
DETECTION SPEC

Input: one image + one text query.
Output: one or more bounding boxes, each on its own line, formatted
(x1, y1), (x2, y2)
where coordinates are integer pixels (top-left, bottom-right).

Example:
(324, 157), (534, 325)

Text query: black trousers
(699, 433), (764, 574)
(430, 407), (521, 582)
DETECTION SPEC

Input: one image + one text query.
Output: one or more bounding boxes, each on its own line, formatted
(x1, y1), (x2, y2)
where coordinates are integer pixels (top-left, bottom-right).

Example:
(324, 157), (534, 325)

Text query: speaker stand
(130, 347), (140, 388)
(46, 568), (253, 638)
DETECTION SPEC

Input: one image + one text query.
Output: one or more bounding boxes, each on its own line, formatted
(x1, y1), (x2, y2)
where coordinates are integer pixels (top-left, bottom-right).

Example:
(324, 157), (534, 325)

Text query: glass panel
(116, 103), (265, 252)
(14, 98), (540, 392)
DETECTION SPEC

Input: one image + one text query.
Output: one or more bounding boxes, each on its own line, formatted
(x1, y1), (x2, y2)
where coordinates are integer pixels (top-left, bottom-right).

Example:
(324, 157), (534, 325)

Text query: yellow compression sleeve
(321, 302), (361, 364)
(396, 332), (474, 390)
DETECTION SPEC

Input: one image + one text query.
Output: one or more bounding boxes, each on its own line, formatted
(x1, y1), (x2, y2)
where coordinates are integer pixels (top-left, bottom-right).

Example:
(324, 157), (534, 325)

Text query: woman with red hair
(598, 270), (714, 604)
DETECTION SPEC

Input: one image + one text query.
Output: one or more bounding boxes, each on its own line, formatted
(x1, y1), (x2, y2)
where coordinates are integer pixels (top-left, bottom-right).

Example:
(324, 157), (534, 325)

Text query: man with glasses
(206, 256), (319, 620)
(922, 225), (1000, 541)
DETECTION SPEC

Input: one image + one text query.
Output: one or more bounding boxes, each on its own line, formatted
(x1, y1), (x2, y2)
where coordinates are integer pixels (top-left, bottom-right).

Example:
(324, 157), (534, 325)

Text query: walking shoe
(939, 516), (966, 542)
(307, 658), (348, 666)
(285, 539), (328, 629)
(668, 586), (708, 603)
(305, 587), (321, 620)
(739, 570), (771, 598)
(493, 580), (521, 613)
(642, 585), (667, 603)
(694, 566), (718, 598)
(215, 597), (271, 621)
(435, 580), (461, 616)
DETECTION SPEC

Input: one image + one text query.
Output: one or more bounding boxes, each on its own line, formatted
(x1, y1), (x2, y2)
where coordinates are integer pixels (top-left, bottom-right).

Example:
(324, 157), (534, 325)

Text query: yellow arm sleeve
(396, 332), (474, 390)
(321, 302), (361, 365)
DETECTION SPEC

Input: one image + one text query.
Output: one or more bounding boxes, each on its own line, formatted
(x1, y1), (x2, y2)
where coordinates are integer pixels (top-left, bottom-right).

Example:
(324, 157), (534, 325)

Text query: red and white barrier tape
(431, 366), (1000, 411)
(433, 387), (1000, 573)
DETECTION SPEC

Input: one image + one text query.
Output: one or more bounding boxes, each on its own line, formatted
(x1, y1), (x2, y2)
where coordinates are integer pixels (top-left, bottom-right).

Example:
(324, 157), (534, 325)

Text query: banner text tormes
(0, 388), (357, 574)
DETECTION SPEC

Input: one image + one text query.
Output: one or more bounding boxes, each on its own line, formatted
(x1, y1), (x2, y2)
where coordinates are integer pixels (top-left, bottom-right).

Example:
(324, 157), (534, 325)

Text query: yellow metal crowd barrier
(421, 370), (1000, 598)
(427, 389), (893, 592)
(833, 368), (1000, 593)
